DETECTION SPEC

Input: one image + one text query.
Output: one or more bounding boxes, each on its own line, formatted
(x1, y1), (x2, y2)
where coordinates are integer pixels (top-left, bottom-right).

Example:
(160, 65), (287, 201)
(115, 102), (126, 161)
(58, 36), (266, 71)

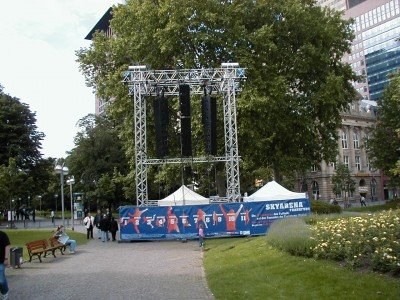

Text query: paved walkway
(6, 225), (214, 300)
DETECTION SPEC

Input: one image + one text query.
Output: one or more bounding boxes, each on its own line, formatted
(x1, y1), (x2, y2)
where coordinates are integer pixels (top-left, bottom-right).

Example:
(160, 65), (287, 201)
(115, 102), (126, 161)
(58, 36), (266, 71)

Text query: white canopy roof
(158, 185), (210, 206)
(244, 180), (307, 202)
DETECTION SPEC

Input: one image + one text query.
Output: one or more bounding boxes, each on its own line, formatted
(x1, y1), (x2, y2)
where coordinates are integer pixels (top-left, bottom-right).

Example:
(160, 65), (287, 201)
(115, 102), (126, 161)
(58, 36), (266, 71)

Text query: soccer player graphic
(243, 208), (252, 225)
(195, 208), (208, 228)
(212, 211), (219, 226)
(143, 214), (156, 228)
(156, 216), (165, 228)
(127, 208), (148, 233)
(180, 211), (191, 228)
(219, 204), (243, 231)
(167, 207), (180, 233)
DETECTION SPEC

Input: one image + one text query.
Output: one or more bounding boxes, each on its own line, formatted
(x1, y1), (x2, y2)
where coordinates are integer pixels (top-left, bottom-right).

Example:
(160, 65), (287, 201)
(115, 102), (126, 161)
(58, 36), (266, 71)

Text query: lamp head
(62, 166), (69, 175)
(54, 165), (62, 174)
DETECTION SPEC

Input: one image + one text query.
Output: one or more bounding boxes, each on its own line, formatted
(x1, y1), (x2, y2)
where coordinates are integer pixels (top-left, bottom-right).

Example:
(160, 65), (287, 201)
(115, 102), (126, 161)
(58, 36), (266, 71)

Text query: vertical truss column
(222, 66), (241, 201)
(131, 70), (148, 206)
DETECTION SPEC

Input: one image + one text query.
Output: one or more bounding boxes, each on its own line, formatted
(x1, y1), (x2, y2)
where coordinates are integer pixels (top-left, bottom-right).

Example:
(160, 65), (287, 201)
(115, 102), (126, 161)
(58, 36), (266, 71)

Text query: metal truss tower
(123, 63), (245, 206)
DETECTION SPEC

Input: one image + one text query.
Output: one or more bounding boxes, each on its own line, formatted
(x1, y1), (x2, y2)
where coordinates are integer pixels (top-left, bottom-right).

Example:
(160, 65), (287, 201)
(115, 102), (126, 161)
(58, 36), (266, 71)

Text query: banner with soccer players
(119, 198), (310, 241)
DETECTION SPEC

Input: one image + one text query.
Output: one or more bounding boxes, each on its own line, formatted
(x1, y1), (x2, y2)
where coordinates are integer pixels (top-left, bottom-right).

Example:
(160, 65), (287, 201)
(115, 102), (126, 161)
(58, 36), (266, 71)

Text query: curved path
(7, 225), (214, 300)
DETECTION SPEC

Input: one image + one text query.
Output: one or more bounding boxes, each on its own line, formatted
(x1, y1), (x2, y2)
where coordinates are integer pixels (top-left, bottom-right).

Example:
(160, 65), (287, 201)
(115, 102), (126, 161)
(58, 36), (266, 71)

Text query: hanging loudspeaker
(153, 88), (168, 157)
(179, 84), (192, 156)
(202, 95), (217, 155)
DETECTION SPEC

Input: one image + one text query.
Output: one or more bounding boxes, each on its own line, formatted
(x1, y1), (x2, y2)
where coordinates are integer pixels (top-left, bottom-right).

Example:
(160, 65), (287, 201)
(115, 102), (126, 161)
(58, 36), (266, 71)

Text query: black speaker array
(179, 84), (192, 157)
(153, 89), (169, 157)
(201, 95), (217, 155)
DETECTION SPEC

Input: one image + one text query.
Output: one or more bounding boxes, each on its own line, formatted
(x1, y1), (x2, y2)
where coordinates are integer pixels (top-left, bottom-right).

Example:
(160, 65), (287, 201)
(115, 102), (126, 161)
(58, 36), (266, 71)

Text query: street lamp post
(38, 195), (42, 213)
(66, 176), (75, 230)
(54, 164), (69, 229)
(54, 194), (58, 215)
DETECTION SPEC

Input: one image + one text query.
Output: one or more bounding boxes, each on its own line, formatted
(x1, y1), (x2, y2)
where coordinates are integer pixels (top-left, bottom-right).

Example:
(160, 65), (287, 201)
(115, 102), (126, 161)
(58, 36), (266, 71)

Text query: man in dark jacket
(94, 210), (102, 239)
(99, 214), (110, 242)
(109, 217), (119, 241)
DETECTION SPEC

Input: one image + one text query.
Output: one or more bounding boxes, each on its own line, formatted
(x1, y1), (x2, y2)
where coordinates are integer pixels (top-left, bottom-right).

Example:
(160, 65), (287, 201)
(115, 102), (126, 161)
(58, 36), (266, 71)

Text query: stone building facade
(299, 100), (384, 203)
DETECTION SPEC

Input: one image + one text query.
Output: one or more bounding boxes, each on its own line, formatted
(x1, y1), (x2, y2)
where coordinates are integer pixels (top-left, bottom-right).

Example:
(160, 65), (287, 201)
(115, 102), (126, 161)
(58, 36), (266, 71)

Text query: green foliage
(77, 0), (358, 191)
(0, 89), (44, 168)
(0, 87), (53, 210)
(266, 217), (315, 257)
(204, 236), (400, 299)
(67, 114), (129, 208)
(311, 199), (342, 214)
(331, 163), (355, 202)
(0, 158), (26, 208)
(367, 70), (400, 188)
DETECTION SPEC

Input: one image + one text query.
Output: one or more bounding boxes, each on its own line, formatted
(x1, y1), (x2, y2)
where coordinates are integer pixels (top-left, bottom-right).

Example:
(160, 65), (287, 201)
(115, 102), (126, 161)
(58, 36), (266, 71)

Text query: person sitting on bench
(53, 226), (77, 254)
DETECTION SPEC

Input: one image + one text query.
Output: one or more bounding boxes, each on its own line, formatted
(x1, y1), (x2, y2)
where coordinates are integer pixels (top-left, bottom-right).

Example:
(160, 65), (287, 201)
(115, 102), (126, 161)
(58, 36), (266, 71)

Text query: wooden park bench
(25, 238), (65, 263)
(49, 237), (67, 254)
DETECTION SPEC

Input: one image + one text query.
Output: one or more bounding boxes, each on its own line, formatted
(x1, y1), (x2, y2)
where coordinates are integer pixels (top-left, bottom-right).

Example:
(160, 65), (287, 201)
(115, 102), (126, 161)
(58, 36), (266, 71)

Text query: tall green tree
(331, 163), (355, 203)
(0, 87), (44, 168)
(66, 114), (129, 207)
(77, 0), (357, 192)
(367, 70), (400, 187)
(0, 86), (52, 208)
(0, 158), (26, 210)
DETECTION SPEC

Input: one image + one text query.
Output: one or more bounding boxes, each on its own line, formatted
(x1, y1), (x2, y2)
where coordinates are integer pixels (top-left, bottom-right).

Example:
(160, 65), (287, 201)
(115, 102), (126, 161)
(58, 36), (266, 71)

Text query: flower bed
(310, 209), (400, 275)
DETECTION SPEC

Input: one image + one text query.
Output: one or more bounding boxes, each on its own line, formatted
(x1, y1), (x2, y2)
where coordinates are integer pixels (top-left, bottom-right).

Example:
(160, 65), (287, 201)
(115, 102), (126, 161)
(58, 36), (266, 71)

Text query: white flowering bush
(266, 217), (315, 257)
(310, 209), (400, 275)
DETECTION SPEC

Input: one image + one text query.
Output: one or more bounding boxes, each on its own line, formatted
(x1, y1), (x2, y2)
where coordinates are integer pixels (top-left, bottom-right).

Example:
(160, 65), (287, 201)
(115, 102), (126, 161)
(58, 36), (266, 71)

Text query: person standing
(109, 217), (119, 241)
(106, 208), (112, 241)
(99, 214), (110, 242)
(198, 224), (205, 249)
(0, 230), (10, 299)
(83, 213), (94, 239)
(50, 210), (55, 224)
(94, 210), (102, 239)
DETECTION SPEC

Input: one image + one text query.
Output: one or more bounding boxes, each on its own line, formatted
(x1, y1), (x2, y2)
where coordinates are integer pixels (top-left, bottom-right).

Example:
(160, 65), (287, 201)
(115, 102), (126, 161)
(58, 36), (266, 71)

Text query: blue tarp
(119, 198), (310, 241)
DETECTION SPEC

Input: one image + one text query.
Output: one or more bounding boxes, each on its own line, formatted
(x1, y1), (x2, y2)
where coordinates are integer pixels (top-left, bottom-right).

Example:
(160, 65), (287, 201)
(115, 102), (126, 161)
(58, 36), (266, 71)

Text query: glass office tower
(346, 0), (400, 100)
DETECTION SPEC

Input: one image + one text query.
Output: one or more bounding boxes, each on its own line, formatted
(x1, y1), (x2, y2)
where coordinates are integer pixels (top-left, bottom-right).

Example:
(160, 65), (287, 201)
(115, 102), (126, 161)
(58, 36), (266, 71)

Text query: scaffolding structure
(123, 64), (245, 206)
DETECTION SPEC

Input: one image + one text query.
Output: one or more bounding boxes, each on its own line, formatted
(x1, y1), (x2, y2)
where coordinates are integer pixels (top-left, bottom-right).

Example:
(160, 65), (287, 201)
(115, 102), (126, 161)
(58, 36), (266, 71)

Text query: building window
(366, 157), (372, 171)
(343, 156), (349, 168)
(353, 132), (360, 149)
(301, 181), (308, 193)
(355, 156), (361, 171)
(341, 131), (348, 149)
(311, 165), (317, 172)
(312, 181), (319, 200)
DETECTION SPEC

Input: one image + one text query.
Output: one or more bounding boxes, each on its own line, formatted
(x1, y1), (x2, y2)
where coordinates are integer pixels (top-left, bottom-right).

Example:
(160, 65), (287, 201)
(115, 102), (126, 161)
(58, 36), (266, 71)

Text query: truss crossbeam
(123, 67), (245, 96)
(144, 156), (232, 165)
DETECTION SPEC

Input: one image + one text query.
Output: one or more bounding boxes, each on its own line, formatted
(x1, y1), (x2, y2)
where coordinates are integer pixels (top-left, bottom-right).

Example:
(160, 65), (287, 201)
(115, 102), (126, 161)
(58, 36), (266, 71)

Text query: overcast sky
(0, 0), (123, 158)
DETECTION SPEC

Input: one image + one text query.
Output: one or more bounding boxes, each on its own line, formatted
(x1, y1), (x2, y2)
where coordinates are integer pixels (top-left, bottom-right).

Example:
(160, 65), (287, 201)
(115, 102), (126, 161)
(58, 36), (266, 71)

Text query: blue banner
(119, 198), (310, 240)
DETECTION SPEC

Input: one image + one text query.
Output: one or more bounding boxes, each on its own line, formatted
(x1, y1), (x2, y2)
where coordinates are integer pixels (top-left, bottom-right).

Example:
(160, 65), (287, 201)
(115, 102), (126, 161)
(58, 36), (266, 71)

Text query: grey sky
(0, 0), (123, 158)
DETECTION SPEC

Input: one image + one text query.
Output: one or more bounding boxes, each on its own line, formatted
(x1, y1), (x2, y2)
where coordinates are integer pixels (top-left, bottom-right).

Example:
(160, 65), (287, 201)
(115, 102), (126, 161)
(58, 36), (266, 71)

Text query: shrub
(266, 217), (316, 257)
(310, 209), (400, 275)
(311, 200), (342, 214)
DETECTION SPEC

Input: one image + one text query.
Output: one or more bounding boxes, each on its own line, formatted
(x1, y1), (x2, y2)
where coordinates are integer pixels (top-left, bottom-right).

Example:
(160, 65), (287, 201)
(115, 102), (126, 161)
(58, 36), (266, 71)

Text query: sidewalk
(6, 224), (214, 300)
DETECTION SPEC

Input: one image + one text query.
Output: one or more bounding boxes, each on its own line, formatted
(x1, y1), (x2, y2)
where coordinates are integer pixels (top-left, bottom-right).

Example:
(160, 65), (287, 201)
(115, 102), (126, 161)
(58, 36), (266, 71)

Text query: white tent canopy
(158, 185), (210, 206)
(244, 180), (307, 202)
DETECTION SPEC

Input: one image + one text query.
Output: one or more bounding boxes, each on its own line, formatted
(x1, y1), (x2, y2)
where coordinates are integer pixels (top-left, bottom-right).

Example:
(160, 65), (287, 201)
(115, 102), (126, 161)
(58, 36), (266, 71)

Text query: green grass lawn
(3, 229), (87, 261)
(204, 236), (400, 300)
